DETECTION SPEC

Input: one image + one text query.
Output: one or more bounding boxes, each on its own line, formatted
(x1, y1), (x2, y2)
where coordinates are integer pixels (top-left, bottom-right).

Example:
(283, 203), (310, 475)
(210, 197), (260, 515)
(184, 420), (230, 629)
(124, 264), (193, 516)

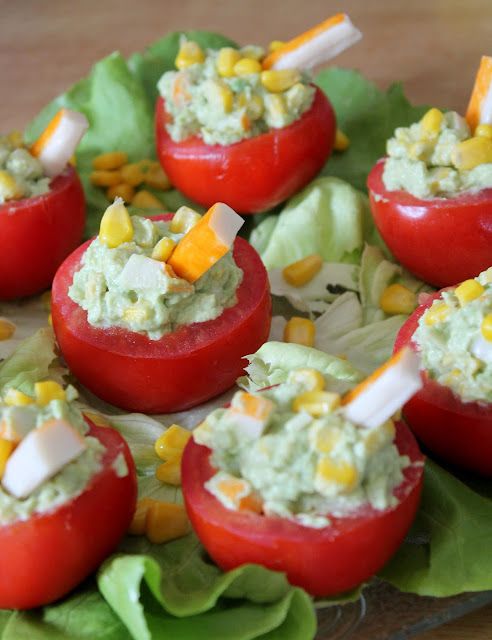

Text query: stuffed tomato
(396, 273), (492, 475)
(155, 39), (336, 213)
(182, 362), (424, 597)
(0, 381), (136, 609)
(368, 108), (492, 287)
(51, 202), (271, 414)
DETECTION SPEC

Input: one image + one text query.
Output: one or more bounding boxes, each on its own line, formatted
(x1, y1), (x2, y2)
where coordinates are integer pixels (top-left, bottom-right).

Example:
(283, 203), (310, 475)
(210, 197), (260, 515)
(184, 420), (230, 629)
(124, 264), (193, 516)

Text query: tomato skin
(395, 290), (492, 475)
(155, 86), (336, 214)
(367, 158), (492, 287)
(0, 166), (85, 300)
(182, 421), (423, 596)
(51, 215), (271, 413)
(0, 419), (137, 609)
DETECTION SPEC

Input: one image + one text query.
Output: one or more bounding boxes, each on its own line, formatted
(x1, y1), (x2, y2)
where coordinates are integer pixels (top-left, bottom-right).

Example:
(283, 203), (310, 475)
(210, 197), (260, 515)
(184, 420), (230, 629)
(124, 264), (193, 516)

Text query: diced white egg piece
(0, 407), (36, 443)
(2, 419), (86, 498)
(118, 254), (166, 290)
(229, 391), (275, 439)
(471, 334), (492, 364)
(208, 202), (244, 247)
(343, 347), (422, 429)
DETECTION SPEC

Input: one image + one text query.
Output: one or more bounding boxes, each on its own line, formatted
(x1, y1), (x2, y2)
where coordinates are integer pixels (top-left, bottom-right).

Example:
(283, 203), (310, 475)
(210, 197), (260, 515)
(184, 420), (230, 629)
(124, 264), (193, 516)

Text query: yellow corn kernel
(169, 206), (202, 234)
(123, 305), (149, 323)
(292, 390), (341, 417)
(364, 420), (396, 454)
(92, 151), (128, 170)
(261, 69), (300, 93)
(145, 501), (190, 544)
(144, 164), (171, 191)
(288, 368), (325, 392)
(120, 163), (145, 187)
(455, 279), (484, 306)
(380, 283), (417, 315)
(475, 124), (492, 139)
(241, 113), (251, 132)
(155, 454), (182, 486)
(282, 254), (323, 287)
(0, 318), (15, 341)
(68, 154), (77, 167)
(154, 424), (191, 460)
(82, 411), (110, 427)
(420, 108), (444, 138)
(452, 136), (492, 171)
(315, 426), (342, 453)
(316, 457), (358, 490)
(334, 129), (350, 151)
(7, 130), (23, 148)
(47, 313), (53, 327)
(234, 58), (262, 76)
(248, 95), (264, 120)
(151, 237), (176, 262)
(424, 302), (450, 326)
(106, 183), (135, 203)
(131, 190), (162, 209)
(266, 94), (287, 117)
(0, 171), (21, 200)
(216, 47), (241, 77)
(481, 313), (492, 341)
(0, 439), (15, 478)
(90, 170), (122, 187)
(99, 198), (134, 248)
(34, 380), (65, 406)
(284, 317), (316, 347)
(175, 41), (205, 70)
(3, 388), (33, 407)
(269, 40), (285, 52)
(128, 497), (155, 535)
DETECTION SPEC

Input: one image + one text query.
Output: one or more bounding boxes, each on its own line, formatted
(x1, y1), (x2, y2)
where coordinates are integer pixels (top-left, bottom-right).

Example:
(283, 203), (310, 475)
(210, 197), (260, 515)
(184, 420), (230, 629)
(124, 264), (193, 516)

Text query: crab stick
(342, 347), (422, 429)
(31, 108), (89, 177)
(262, 13), (362, 71)
(466, 56), (492, 131)
(168, 202), (244, 283)
(229, 392), (275, 439)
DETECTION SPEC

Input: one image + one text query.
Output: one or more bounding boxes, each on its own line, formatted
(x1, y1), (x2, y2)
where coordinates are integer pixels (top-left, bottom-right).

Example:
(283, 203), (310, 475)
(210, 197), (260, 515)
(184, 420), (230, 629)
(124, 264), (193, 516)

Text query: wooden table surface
(2, 0), (492, 637)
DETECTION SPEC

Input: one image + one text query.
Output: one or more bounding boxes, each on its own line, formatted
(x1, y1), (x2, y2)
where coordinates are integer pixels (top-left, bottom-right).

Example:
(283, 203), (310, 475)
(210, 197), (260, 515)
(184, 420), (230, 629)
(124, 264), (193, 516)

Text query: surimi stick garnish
(168, 202), (244, 282)
(342, 347), (422, 429)
(262, 13), (362, 71)
(31, 108), (89, 177)
(466, 56), (492, 131)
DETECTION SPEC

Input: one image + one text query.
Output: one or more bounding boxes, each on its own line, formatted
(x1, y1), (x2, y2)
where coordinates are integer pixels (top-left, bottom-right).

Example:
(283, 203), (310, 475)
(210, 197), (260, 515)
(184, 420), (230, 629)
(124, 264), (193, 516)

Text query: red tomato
(0, 418), (137, 609)
(367, 158), (492, 287)
(395, 290), (492, 475)
(155, 86), (336, 214)
(182, 421), (423, 597)
(0, 166), (85, 300)
(51, 215), (271, 413)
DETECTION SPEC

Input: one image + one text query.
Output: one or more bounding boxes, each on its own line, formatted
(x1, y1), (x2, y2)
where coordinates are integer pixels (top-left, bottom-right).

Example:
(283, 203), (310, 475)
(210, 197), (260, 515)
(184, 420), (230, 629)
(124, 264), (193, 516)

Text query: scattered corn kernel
(0, 318), (16, 341)
(261, 69), (300, 93)
(128, 497), (154, 535)
(90, 170), (122, 187)
(293, 390), (341, 417)
(151, 237), (176, 262)
(316, 457), (358, 490)
(99, 198), (134, 247)
(283, 317), (316, 347)
(155, 454), (182, 486)
(452, 136), (492, 171)
(481, 313), (492, 341)
(47, 313), (53, 327)
(282, 254), (323, 287)
(144, 164), (171, 190)
(131, 190), (162, 209)
(380, 283), (417, 315)
(146, 501), (190, 544)
(475, 124), (492, 139)
(106, 183), (135, 203)
(169, 206), (202, 234)
(34, 380), (65, 406)
(288, 368), (325, 392)
(234, 58), (262, 76)
(0, 439), (15, 479)
(3, 388), (33, 407)
(176, 41), (205, 70)
(424, 302), (450, 326)
(269, 40), (285, 52)
(420, 108), (444, 138)
(0, 171), (21, 200)
(334, 129), (350, 151)
(455, 279), (484, 306)
(92, 151), (128, 170)
(216, 47), (241, 77)
(154, 424), (191, 460)
(120, 163), (145, 187)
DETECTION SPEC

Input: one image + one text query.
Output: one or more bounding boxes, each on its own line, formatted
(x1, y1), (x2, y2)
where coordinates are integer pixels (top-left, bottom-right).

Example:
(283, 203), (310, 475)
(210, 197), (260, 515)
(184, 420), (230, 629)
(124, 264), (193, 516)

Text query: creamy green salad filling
(194, 371), (409, 528)
(414, 269), (492, 403)
(383, 109), (492, 198)
(0, 133), (50, 203)
(0, 387), (105, 525)
(69, 214), (243, 339)
(157, 41), (315, 146)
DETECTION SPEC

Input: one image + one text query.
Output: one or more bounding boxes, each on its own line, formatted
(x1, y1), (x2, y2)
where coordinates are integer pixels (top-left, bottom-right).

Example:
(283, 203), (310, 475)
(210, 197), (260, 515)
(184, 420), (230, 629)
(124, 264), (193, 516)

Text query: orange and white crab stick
(31, 108), (89, 177)
(342, 347), (422, 429)
(262, 13), (362, 71)
(466, 56), (492, 131)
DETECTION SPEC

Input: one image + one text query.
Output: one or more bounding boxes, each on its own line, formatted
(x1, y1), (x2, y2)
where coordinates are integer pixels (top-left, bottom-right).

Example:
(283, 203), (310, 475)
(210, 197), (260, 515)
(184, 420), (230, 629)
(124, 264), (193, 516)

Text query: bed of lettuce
(0, 27), (488, 640)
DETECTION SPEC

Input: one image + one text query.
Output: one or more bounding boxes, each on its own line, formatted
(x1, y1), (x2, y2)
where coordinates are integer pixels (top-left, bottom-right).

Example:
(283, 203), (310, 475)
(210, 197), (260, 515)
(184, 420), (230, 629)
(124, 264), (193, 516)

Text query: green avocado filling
(69, 214), (243, 340)
(414, 269), (492, 403)
(157, 42), (315, 146)
(383, 110), (492, 198)
(194, 372), (409, 528)
(0, 134), (50, 203)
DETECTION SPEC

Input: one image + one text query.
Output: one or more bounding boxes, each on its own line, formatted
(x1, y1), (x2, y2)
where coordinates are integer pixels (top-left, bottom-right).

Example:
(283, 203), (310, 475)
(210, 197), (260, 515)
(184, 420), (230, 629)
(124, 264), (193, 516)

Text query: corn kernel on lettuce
(69, 212), (243, 340)
(157, 42), (315, 146)
(414, 269), (492, 403)
(383, 109), (492, 198)
(194, 373), (409, 528)
(0, 135), (50, 204)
